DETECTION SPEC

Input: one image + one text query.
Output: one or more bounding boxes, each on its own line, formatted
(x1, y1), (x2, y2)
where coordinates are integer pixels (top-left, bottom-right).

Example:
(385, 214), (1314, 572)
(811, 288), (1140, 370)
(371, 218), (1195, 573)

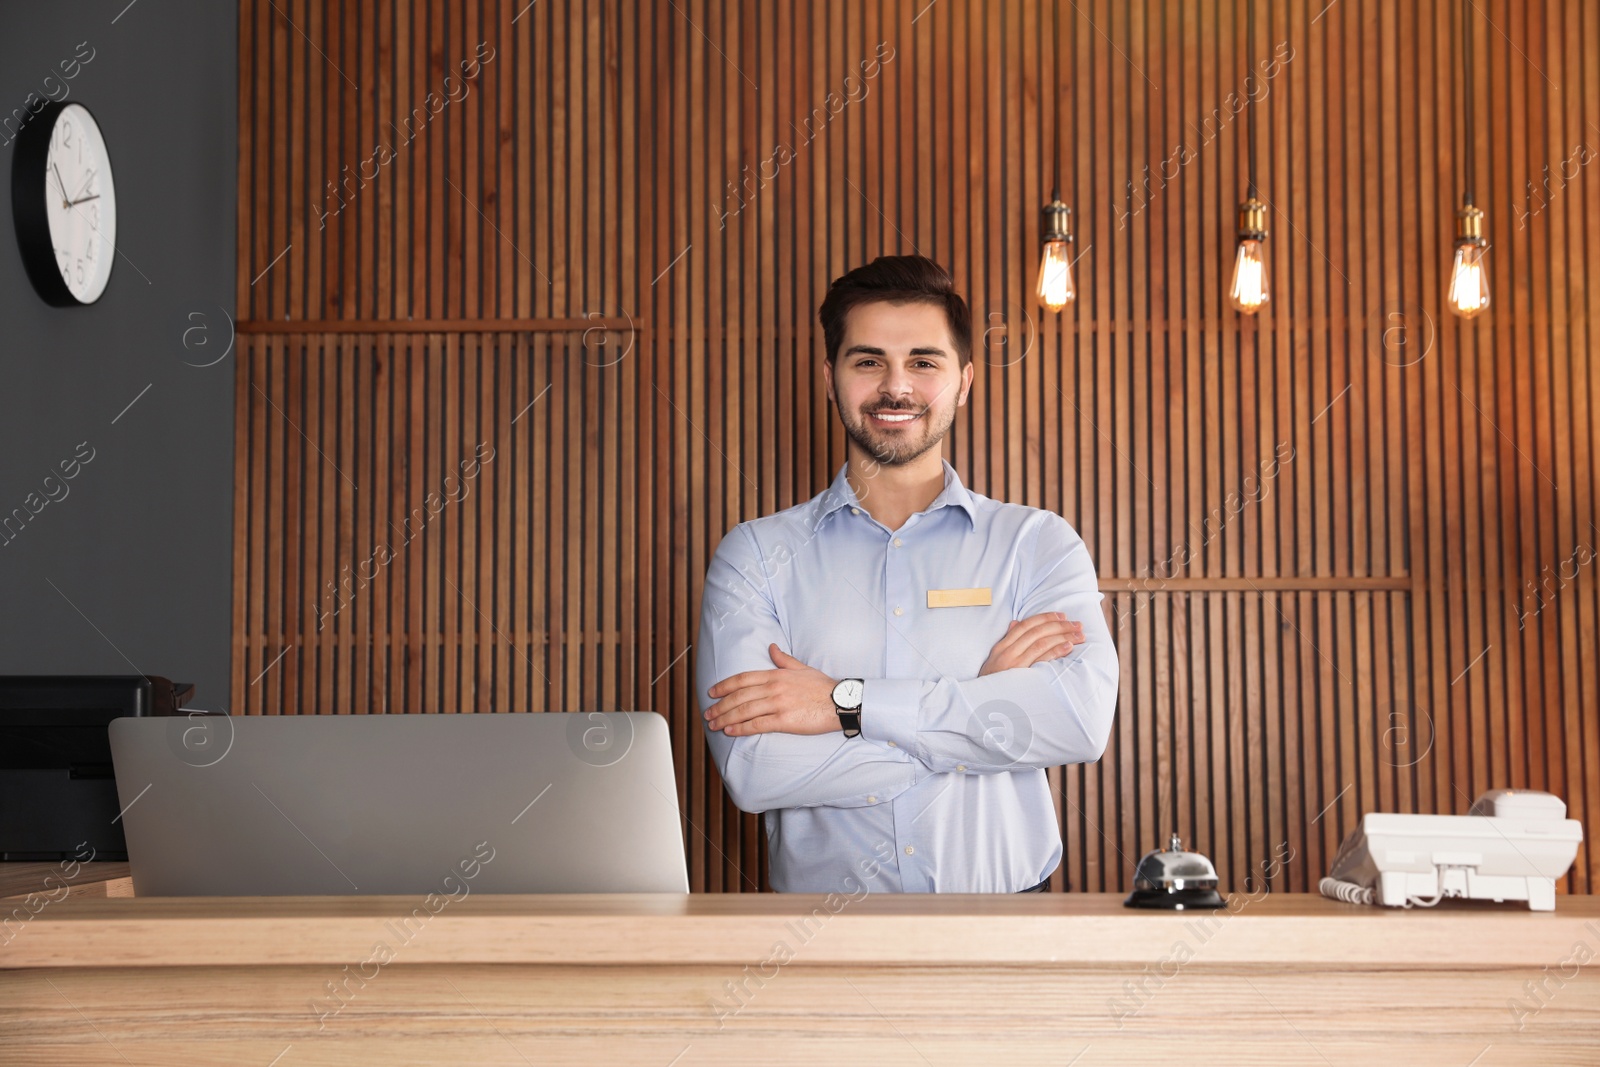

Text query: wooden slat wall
(235, 0), (1600, 894)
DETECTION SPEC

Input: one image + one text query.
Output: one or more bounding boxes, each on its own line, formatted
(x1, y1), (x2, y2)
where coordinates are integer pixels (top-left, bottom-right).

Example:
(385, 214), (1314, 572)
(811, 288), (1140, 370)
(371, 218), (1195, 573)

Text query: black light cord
(1246, 0), (1258, 200)
(1462, 0), (1475, 204)
(1052, 0), (1061, 200)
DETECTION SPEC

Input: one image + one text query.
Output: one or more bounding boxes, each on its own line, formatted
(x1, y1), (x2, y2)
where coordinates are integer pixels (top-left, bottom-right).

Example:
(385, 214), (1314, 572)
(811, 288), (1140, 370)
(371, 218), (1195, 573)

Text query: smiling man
(695, 255), (1119, 893)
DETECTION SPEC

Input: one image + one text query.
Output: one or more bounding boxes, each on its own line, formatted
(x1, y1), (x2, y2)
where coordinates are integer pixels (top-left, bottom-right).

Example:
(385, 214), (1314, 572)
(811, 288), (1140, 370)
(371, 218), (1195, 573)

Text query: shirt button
(904, 845), (915, 856)
(956, 764), (967, 772)
(851, 507), (860, 515)
(893, 538), (903, 547)
(893, 607), (904, 616)
(887, 741), (897, 747)
(867, 795), (877, 803)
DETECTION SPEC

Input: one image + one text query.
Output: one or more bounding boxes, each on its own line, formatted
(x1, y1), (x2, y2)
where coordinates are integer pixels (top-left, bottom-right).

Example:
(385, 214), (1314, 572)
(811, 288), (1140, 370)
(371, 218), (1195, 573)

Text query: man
(695, 255), (1118, 893)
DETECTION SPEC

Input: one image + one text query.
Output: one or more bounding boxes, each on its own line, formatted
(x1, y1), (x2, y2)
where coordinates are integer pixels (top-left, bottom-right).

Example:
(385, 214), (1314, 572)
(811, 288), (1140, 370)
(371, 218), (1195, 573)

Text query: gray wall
(0, 5), (236, 707)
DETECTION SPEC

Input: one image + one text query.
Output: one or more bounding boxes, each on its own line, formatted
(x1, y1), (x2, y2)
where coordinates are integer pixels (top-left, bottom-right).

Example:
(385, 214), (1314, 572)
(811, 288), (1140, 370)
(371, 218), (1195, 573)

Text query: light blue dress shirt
(696, 459), (1119, 893)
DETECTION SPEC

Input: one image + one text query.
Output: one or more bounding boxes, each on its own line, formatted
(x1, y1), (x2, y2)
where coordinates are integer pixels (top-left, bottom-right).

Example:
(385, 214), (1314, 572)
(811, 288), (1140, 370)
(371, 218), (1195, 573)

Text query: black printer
(0, 675), (196, 861)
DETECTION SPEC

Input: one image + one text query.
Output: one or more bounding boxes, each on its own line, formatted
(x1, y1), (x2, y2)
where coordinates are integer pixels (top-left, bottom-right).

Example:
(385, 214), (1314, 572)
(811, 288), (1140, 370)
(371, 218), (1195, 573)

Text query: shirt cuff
(862, 678), (923, 755)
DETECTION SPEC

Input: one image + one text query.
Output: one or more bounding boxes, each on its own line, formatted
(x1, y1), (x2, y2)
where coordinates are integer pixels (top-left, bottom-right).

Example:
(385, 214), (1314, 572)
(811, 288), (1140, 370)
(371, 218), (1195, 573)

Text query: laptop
(107, 711), (690, 895)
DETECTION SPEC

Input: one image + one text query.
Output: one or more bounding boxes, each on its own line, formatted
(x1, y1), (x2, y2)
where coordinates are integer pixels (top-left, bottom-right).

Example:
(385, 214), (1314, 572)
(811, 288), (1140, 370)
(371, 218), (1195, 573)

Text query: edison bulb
(1036, 238), (1076, 312)
(1228, 238), (1269, 314)
(1447, 242), (1490, 318)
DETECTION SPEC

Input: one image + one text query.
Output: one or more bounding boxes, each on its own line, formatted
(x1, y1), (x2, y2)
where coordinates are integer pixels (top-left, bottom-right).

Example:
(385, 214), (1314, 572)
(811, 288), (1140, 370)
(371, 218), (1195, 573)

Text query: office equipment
(1320, 789), (1583, 911)
(1124, 833), (1225, 909)
(0, 675), (194, 861)
(108, 711), (690, 895)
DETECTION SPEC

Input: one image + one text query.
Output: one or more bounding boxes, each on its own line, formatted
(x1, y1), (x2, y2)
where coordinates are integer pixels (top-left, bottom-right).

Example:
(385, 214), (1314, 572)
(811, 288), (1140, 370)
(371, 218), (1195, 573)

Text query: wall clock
(11, 100), (117, 306)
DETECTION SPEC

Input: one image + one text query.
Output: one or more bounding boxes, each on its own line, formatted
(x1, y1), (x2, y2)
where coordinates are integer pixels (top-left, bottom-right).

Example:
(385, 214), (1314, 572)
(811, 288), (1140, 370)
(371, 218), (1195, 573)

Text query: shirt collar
(813, 459), (979, 529)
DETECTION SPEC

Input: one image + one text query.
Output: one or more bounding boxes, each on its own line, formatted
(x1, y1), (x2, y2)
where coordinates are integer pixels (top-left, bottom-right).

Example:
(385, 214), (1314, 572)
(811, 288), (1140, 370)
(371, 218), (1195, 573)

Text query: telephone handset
(1320, 789), (1583, 911)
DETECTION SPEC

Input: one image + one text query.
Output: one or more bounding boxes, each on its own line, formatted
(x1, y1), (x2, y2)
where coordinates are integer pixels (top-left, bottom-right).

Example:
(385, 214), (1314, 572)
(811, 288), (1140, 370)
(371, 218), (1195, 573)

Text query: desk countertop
(7, 866), (1598, 1065)
(5, 862), (1596, 970)
(0, 860), (130, 900)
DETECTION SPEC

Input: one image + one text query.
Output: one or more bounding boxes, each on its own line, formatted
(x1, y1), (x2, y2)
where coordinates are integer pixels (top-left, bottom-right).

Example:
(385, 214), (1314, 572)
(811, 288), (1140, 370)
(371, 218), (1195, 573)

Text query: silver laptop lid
(108, 711), (689, 895)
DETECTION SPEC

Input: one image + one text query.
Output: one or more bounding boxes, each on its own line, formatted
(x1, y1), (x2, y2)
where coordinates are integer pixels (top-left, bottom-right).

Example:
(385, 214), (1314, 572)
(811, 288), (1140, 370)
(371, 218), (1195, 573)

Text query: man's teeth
(872, 412), (917, 422)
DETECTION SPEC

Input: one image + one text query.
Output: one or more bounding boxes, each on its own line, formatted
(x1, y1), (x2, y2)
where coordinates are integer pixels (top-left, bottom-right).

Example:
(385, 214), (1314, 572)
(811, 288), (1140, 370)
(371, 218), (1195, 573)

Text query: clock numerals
(24, 103), (115, 305)
(57, 120), (74, 159)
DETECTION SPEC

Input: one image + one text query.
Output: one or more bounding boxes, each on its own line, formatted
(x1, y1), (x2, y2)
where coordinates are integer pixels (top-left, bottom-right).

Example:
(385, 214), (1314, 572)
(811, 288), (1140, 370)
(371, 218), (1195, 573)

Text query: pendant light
(1228, 0), (1268, 314)
(1447, 0), (1490, 318)
(1036, 0), (1075, 312)
(1037, 193), (1075, 312)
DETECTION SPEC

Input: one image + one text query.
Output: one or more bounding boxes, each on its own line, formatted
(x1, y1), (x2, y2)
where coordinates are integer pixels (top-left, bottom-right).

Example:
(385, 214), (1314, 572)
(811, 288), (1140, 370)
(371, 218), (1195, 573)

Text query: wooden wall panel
(236, 0), (1600, 893)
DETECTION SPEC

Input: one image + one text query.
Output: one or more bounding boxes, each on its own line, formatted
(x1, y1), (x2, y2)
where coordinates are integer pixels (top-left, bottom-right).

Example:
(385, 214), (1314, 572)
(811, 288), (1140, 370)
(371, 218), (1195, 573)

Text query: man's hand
(705, 644), (840, 737)
(978, 612), (1084, 677)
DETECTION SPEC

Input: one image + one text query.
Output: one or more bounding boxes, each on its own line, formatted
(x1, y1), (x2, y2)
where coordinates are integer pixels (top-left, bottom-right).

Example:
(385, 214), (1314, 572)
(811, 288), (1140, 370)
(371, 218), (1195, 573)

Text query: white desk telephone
(1320, 789), (1584, 911)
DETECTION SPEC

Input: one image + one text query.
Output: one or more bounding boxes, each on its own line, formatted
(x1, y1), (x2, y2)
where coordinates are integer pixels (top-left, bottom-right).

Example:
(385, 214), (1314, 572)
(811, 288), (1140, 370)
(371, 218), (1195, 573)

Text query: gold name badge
(926, 587), (992, 609)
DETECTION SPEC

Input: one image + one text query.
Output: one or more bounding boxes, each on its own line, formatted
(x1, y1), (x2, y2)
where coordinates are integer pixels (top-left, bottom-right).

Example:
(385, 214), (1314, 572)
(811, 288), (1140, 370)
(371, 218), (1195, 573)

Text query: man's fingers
(992, 613), (1059, 655)
(1016, 620), (1079, 650)
(1012, 635), (1080, 670)
(1016, 627), (1082, 663)
(984, 614), (1086, 675)
(1008, 613), (1080, 645)
(1019, 648), (1071, 670)
(708, 695), (769, 731)
(704, 683), (773, 725)
(706, 672), (743, 698)
(708, 669), (774, 698)
(722, 713), (784, 737)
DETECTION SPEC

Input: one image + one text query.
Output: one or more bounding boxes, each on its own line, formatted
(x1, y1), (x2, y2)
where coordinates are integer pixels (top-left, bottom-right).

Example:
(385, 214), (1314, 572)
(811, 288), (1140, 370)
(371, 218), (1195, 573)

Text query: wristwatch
(830, 678), (864, 738)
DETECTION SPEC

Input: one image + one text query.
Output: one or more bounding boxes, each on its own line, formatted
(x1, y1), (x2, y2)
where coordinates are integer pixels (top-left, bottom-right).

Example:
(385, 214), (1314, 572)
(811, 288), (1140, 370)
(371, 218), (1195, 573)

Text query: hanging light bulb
(1230, 0), (1268, 317)
(1228, 198), (1269, 314)
(1036, 192), (1075, 312)
(1449, 0), (1488, 318)
(1447, 203), (1490, 318)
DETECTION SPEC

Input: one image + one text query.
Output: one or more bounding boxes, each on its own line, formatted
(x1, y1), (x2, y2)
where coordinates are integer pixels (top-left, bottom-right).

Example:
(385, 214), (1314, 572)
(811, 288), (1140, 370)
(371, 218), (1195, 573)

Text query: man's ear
(822, 358), (836, 406)
(958, 361), (974, 405)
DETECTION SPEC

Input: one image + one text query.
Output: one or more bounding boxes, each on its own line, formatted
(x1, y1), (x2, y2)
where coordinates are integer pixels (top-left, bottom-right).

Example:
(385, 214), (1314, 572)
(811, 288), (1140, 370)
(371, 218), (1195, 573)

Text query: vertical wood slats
(236, 0), (1600, 893)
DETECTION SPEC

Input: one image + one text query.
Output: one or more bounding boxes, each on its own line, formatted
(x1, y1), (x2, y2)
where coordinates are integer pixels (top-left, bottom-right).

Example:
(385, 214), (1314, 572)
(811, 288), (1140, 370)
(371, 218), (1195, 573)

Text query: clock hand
(67, 194), (100, 207)
(52, 163), (70, 207)
(69, 167), (97, 205)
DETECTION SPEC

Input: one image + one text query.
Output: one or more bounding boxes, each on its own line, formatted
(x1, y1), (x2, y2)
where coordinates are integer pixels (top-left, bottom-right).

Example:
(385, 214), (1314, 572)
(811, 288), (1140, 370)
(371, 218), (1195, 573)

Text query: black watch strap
(836, 709), (861, 738)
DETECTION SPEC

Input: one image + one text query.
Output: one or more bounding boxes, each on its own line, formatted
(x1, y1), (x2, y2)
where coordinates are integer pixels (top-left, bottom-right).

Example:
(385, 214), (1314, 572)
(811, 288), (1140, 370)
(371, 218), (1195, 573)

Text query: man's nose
(881, 365), (915, 399)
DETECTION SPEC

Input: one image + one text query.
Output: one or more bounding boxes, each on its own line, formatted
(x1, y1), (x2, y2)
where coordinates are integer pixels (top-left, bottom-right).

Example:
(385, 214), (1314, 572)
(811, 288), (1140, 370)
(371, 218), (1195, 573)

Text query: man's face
(823, 300), (974, 467)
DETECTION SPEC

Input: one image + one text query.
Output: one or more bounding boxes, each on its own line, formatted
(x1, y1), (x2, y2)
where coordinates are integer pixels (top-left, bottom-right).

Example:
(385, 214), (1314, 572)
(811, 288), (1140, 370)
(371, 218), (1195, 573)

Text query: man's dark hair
(818, 255), (972, 367)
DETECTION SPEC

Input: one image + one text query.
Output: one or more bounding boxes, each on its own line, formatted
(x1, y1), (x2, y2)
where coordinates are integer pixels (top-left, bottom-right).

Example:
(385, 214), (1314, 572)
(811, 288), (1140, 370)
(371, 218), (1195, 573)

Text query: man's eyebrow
(842, 345), (949, 358)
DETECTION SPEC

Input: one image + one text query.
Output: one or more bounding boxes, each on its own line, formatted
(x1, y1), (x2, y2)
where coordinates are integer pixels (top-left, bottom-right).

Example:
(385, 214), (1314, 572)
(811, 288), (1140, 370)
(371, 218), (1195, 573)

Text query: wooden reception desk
(3, 864), (1597, 1065)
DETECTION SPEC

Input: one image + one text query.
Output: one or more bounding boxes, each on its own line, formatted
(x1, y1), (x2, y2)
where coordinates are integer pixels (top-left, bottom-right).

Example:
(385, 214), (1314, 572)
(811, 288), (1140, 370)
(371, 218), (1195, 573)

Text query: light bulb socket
(1237, 198), (1268, 241)
(1042, 197), (1073, 243)
(1455, 203), (1486, 246)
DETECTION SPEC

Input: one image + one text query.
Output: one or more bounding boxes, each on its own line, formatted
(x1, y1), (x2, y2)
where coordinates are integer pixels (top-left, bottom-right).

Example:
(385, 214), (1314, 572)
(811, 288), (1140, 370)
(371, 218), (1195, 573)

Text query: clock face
(836, 679), (864, 707)
(41, 104), (116, 303)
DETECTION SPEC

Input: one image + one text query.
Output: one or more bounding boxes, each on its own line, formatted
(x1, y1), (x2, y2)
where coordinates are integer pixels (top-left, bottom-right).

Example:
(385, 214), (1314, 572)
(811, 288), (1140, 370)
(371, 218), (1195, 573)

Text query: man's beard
(840, 401), (955, 467)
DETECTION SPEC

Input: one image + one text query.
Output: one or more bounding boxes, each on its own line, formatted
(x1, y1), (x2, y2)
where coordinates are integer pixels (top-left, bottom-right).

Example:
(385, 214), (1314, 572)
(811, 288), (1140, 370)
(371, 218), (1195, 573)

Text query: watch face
(833, 678), (864, 709)
(43, 104), (116, 303)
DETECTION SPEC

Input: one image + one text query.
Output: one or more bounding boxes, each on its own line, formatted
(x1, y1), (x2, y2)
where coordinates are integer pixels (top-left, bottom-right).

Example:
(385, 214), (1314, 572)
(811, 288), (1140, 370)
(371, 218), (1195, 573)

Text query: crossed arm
(695, 517), (1119, 814)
